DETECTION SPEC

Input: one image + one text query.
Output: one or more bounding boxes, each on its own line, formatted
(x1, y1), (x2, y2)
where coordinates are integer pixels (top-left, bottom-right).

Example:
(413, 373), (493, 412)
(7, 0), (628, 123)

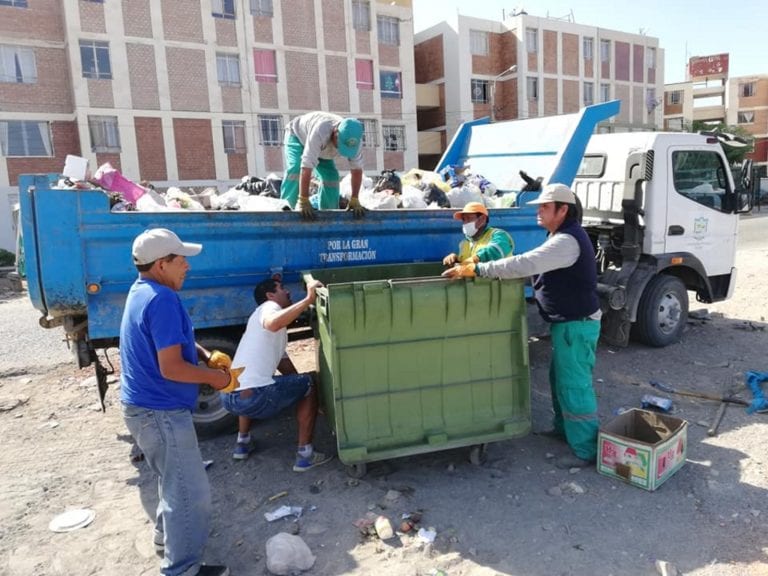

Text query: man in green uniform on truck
(280, 112), (366, 220)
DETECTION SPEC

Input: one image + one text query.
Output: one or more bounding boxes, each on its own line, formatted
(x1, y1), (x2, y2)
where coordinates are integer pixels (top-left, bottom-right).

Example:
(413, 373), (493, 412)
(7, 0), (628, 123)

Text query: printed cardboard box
(597, 408), (687, 491)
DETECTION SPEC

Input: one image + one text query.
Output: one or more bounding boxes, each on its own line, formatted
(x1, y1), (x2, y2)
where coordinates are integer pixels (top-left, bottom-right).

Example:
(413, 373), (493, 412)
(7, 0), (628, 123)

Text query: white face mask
(462, 221), (478, 238)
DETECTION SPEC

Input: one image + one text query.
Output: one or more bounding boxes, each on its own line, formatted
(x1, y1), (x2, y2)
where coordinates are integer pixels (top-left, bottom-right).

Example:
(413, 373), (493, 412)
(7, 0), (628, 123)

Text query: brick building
(0, 0), (417, 252)
(414, 12), (663, 168)
(663, 54), (768, 176)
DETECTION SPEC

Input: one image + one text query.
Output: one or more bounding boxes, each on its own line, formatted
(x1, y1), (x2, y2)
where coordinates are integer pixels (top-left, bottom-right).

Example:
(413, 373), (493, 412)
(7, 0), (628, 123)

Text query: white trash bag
(266, 532), (315, 575)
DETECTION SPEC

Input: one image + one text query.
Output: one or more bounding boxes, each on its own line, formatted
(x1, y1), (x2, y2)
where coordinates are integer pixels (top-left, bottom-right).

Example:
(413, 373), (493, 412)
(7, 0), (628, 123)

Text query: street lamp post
(490, 64), (517, 122)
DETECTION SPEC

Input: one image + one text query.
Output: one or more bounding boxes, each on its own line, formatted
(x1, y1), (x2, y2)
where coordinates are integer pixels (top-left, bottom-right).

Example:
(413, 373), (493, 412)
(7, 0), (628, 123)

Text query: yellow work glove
(219, 366), (245, 394)
(442, 253), (458, 266)
(299, 196), (317, 221)
(460, 255), (480, 265)
(441, 262), (476, 279)
(347, 196), (366, 219)
(207, 350), (232, 370)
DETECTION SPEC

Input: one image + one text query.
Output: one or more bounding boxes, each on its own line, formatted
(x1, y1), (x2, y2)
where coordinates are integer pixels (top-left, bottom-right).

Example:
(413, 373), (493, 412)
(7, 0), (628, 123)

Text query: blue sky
(412, 0), (768, 83)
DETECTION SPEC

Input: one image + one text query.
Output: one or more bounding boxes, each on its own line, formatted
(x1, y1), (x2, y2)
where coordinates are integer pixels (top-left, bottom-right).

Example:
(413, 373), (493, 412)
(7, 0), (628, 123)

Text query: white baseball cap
(526, 183), (576, 205)
(132, 228), (202, 265)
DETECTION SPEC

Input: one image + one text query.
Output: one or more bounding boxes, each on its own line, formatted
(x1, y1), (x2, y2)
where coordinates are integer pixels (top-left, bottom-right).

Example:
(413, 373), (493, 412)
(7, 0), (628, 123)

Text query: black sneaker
(196, 565), (230, 576)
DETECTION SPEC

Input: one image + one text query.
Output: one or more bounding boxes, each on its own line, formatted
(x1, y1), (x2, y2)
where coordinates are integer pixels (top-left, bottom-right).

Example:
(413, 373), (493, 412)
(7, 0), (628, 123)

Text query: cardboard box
(597, 409), (687, 491)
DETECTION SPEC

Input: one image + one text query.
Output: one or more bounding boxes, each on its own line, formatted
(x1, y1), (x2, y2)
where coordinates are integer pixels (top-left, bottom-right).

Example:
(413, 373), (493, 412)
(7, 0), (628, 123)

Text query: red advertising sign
(688, 53), (729, 78)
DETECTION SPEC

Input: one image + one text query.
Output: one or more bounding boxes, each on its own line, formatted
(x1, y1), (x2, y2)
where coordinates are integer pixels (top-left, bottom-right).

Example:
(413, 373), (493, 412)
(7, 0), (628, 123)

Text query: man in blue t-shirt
(120, 228), (235, 576)
(443, 184), (601, 470)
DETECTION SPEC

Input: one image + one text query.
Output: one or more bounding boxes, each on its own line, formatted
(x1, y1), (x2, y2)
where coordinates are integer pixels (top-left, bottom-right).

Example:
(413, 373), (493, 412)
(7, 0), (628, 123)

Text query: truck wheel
(633, 274), (688, 347)
(195, 336), (238, 438)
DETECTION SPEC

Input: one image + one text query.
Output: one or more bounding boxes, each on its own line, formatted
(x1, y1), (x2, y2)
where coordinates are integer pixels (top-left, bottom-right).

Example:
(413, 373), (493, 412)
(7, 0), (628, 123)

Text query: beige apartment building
(414, 12), (663, 168)
(0, 0), (417, 252)
(663, 54), (768, 176)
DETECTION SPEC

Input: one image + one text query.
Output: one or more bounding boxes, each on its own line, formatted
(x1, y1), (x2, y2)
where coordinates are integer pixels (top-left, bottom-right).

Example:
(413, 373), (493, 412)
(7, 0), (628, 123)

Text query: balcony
(416, 84), (440, 109)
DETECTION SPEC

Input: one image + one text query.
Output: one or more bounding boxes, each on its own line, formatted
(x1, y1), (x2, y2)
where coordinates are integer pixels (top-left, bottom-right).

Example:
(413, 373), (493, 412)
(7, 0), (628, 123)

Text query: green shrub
(0, 248), (15, 267)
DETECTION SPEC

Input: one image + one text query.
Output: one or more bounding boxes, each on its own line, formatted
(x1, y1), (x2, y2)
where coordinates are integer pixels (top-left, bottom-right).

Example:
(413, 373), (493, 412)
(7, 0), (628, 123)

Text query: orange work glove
(442, 253), (458, 266)
(218, 366), (245, 394)
(441, 262), (476, 279)
(207, 350), (232, 370)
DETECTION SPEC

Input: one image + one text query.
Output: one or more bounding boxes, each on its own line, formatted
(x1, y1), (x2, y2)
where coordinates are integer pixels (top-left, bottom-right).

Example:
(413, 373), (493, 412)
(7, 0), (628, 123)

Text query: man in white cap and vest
(120, 228), (240, 576)
(443, 184), (601, 469)
(281, 112), (366, 220)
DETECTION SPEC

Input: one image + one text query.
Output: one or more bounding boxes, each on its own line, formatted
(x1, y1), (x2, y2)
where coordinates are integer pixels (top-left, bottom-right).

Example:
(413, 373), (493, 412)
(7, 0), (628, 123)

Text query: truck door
(663, 147), (739, 278)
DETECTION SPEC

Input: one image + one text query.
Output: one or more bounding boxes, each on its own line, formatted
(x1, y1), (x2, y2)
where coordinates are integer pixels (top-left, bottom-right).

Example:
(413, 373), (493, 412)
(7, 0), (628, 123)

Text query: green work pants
(281, 134), (341, 209)
(549, 319), (600, 460)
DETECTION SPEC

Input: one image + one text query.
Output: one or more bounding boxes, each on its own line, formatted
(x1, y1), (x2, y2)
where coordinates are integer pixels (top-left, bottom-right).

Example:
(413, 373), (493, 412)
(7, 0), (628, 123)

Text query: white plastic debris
(264, 505), (303, 522)
(417, 527), (437, 543)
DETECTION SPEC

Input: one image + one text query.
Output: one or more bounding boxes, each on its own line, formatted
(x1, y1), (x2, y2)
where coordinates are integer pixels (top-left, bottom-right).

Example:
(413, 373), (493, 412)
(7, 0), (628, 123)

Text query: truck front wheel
(633, 274), (688, 347)
(195, 336), (238, 438)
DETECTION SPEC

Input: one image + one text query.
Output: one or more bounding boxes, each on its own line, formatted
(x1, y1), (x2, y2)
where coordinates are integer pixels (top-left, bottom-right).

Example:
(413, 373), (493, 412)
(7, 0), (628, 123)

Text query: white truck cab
(574, 131), (752, 346)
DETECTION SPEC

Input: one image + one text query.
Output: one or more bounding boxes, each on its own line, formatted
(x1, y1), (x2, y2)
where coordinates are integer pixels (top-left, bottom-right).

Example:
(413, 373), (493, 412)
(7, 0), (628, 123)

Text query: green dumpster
(303, 262), (530, 476)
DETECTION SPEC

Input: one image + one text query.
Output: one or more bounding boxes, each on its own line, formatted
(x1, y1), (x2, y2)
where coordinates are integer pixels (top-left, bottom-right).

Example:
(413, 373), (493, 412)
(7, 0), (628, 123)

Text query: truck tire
(194, 335), (238, 438)
(633, 274), (688, 347)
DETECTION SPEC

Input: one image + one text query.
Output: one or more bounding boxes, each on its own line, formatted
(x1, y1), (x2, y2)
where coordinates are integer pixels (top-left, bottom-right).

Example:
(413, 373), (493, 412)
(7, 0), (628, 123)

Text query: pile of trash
(55, 155), (542, 214)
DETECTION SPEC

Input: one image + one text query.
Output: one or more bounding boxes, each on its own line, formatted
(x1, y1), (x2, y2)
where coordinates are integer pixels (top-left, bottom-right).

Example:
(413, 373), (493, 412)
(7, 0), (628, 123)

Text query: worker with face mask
(442, 202), (514, 267)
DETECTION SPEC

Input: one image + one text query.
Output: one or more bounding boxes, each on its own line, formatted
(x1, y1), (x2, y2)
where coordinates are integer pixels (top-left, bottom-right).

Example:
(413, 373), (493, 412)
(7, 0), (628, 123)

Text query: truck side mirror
(736, 191), (752, 213)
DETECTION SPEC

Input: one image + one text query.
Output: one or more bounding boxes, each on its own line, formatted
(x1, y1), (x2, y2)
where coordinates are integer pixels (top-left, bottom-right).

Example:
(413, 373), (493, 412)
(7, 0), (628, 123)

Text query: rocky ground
(0, 215), (767, 576)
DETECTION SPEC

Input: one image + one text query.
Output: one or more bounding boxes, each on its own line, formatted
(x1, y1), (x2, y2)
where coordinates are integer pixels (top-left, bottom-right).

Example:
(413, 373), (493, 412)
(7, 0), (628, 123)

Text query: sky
(412, 0), (768, 84)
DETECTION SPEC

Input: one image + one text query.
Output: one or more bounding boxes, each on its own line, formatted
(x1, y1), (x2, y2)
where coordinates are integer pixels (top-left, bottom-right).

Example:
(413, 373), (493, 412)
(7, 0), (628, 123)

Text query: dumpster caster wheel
(469, 444), (488, 466)
(346, 463), (367, 479)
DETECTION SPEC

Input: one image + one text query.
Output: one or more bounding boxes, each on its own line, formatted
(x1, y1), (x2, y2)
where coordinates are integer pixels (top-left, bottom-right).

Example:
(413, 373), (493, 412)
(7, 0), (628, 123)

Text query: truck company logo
(319, 238), (377, 264)
(693, 217), (708, 240)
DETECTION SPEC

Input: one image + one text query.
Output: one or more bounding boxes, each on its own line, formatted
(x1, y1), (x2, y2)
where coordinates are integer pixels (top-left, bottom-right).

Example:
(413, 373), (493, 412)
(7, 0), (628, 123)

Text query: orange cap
(453, 201), (488, 220)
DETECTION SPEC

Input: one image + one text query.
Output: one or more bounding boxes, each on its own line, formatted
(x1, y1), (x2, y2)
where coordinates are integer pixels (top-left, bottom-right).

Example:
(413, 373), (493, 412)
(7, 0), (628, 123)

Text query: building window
(0, 0), (28, 6)
(380, 70), (401, 99)
(212, 0), (235, 19)
(600, 83), (610, 102)
(254, 49), (277, 82)
(80, 40), (111, 79)
(355, 59), (374, 90)
(258, 114), (282, 146)
(600, 39), (610, 63)
(646, 88), (659, 112)
(526, 76), (538, 100)
(88, 115), (120, 152)
(377, 16), (399, 46)
(352, 0), (370, 31)
(470, 30), (488, 56)
(667, 117), (684, 131)
(362, 119), (378, 148)
(471, 79), (489, 103)
(668, 90), (682, 105)
(249, 0), (272, 17)
(222, 120), (246, 153)
(647, 47), (656, 69)
(216, 53), (240, 86)
(740, 82), (755, 97)
(738, 111), (755, 124)
(583, 82), (594, 106)
(0, 120), (51, 156)
(383, 125), (405, 151)
(583, 37), (594, 60)
(0, 45), (37, 83)
(526, 28), (538, 53)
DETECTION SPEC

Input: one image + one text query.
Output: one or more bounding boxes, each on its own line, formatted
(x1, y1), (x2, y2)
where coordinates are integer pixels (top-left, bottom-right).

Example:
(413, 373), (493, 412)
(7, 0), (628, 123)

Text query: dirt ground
(1, 216), (768, 576)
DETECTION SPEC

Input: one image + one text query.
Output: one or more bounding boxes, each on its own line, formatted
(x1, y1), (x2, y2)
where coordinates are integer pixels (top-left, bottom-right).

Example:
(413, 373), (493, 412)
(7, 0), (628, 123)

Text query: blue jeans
(122, 404), (211, 576)
(222, 373), (312, 420)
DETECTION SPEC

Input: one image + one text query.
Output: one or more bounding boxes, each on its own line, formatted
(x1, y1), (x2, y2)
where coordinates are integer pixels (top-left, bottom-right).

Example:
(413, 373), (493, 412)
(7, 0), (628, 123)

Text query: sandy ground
(1, 216), (767, 576)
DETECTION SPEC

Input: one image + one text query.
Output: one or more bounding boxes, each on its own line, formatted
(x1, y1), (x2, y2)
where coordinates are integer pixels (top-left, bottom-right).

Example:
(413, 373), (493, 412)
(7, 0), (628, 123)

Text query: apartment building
(414, 12), (663, 168)
(663, 54), (768, 176)
(0, 0), (417, 252)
